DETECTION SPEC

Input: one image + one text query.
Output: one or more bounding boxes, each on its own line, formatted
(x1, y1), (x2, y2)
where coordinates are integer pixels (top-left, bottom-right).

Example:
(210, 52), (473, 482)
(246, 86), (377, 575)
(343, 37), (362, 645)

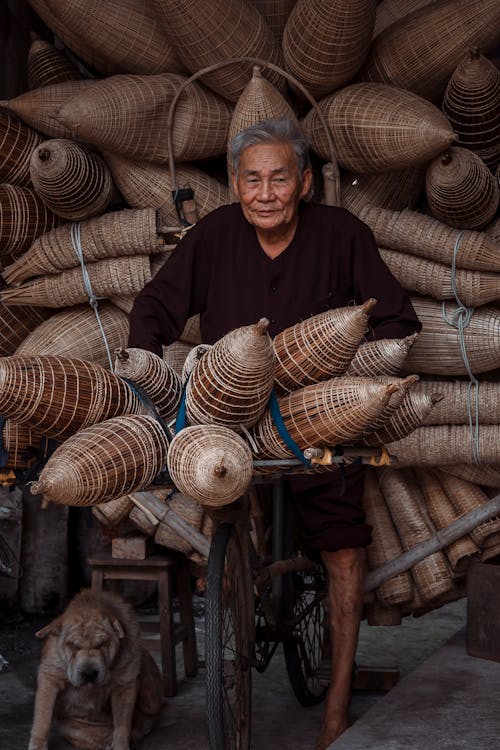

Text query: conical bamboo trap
(373, 0), (435, 38)
(30, 413), (170, 506)
(0, 184), (61, 263)
(283, 0), (376, 99)
(41, 0), (184, 76)
(387, 425), (500, 466)
(114, 347), (182, 422)
(402, 297), (500, 376)
(167, 424), (253, 507)
(151, 0), (285, 103)
(425, 147), (499, 230)
(0, 291), (49, 357)
(186, 319), (275, 431)
(163, 341), (193, 377)
(2, 419), (45, 470)
(363, 470), (413, 607)
(15, 303), (129, 368)
(377, 468), (454, 603)
(302, 82), (455, 174)
(378, 247), (500, 307)
(442, 49), (500, 170)
(0, 354), (144, 438)
(345, 333), (418, 377)
(413, 380), (500, 425)
(437, 472), (500, 547)
(4, 207), (162, 285)
(0, 108), (43, 187)
(438, 465), (500, 489)
(29, 139), (116, 221)
(359, 206), (500, 273)
(273, 300), (375, 395)
(360, 0), (500, 103)
(363, 390), (442, 446)
(251, 0), (296, 41)
(53, 73), (233, 163)
(248, 378), (398, 460)
(341, 166), (425, 216)
(334, 374), (418, 433)
(414, 468), (479, 575)
(0, 255), (151, 308)
(5, 80), (93, 140)
(27, 34), (81, 90)
(181, 344), (212, 385)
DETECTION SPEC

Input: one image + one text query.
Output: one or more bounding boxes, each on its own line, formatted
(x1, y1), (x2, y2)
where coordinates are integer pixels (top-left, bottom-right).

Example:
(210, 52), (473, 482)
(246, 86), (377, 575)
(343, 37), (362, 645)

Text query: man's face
(232, 142), (312, 234)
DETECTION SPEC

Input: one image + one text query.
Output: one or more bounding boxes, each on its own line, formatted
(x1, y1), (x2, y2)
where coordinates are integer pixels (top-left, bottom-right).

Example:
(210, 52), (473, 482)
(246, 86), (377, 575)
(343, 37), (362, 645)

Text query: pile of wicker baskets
(0, 0), (498, 618)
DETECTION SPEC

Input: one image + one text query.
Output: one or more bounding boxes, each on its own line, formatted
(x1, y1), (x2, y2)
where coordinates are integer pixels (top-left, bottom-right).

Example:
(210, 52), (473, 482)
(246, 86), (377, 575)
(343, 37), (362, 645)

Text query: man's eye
(273, 177), (287, 184)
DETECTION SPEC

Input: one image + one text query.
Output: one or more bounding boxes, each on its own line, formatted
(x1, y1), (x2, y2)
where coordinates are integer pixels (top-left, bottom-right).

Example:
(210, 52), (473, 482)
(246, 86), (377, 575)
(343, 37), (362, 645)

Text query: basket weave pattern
(114, 347), (182, 422)
(27, 35), (81, 89)
(0, 108), (43, 187)
(0, 184), (61, 263)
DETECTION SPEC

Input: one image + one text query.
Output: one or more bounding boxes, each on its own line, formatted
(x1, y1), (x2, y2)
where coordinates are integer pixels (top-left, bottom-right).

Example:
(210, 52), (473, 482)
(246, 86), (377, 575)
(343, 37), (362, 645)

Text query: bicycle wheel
(282, 562), (329, 707)
(206, 523), (253, 750)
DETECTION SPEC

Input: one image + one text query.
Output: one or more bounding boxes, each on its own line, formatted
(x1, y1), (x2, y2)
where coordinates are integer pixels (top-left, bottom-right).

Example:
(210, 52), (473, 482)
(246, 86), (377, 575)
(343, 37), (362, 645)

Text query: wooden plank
(466, 560), (500, 663)
(111, 534), (153, 560)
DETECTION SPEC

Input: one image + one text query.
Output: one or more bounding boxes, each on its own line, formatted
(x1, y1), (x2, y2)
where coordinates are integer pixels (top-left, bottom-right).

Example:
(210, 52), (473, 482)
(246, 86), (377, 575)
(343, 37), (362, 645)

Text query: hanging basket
(114, 347), (182, 422)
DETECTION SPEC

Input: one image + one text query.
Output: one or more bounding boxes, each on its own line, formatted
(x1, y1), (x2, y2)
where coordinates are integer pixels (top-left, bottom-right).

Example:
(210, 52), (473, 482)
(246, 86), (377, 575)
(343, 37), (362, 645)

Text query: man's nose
(257, 180), (275, 201)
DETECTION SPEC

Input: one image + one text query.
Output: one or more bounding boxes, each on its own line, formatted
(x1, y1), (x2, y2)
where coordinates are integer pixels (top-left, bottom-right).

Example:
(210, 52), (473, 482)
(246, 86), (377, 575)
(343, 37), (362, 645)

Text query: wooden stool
(88, 553), (198, 697)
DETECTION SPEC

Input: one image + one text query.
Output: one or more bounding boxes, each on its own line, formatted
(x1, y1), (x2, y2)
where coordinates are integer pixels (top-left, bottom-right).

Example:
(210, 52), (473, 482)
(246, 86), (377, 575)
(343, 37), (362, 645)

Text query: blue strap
(268, 391), (311, 467)
(175, 385), (188, 434)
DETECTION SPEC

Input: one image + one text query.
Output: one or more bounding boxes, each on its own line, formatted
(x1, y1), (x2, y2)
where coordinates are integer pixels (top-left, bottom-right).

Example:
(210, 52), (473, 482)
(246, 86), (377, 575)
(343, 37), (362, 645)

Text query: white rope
(441, 230), (480, 463)
(70, 222), (114, 371)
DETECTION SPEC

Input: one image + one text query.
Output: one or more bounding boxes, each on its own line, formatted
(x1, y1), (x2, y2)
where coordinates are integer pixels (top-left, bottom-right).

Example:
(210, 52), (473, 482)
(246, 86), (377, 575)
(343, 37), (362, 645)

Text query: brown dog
(28, 588), (164, 750)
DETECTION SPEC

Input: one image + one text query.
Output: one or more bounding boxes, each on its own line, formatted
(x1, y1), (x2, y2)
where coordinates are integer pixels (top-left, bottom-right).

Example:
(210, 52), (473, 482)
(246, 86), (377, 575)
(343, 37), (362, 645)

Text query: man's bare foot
(314, 711), (349, 750)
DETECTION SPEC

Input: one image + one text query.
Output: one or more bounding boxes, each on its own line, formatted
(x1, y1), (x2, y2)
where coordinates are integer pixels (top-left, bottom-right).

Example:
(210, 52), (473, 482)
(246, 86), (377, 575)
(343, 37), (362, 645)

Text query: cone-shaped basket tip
(362, 298), (377, 313)
(115, 347), (129, 362)
(402, 374), (419, 386)
(255, 318), (270, 335)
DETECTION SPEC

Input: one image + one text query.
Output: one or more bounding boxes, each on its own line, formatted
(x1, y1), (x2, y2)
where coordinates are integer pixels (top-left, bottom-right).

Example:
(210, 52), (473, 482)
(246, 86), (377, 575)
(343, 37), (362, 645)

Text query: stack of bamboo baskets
(0, 0), (499, 619)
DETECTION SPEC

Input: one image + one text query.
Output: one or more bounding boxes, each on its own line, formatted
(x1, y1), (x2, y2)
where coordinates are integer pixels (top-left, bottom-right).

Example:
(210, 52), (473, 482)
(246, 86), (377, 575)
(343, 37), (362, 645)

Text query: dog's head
(36, 610), (125, 688)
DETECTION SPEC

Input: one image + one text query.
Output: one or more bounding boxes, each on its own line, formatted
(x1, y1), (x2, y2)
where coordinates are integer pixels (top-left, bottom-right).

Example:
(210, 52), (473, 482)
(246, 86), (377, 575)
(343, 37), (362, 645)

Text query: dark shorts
(285, 463), (372, 556)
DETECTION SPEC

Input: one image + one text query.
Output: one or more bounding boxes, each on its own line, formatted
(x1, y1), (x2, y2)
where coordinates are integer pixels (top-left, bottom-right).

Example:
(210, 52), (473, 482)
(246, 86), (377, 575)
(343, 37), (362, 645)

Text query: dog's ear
(110, 618), (125, 639)
(35, 617), (63, 639)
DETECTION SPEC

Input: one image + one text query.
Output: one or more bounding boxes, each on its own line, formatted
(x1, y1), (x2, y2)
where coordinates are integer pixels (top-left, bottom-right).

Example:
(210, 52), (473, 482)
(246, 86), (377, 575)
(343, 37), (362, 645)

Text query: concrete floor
(1, 597), (489, 750)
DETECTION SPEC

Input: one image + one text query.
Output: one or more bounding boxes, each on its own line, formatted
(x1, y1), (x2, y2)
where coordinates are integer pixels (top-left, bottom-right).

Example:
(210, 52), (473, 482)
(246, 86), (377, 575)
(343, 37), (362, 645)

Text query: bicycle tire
(206, 523), (253, 750)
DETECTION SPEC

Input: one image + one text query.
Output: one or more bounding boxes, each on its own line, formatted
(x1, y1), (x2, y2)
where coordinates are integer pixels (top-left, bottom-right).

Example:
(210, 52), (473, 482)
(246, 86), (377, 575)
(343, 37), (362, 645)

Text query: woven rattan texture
(363, 389), (440, 447)
(91, 494), (135, 526)
(437, 472), (500, 547)
(27, 35), (81, 89)
(302, 82), (455, 173)
(341, 166), (425, 216)
(361, 0), (500, 103)
(438, 465), (500, 489)
(0, 184), (61, 263)
(373, 0), (435, 37)
(283, 0), (376, 99)
(345, 334), (418, 377)
(387, 425), (500, 466)
(162, 341), (193, 377)
(3, 419), (43, 470)
(251, 0), (296, 40)
(31, 413), (170, 506)
(114, 347), (182, 422)
(0, 108), (43, 187)
(167, 424), (253, 507)
(0, 294), (49, 357)
(415, 380), (500, 426)
(181, 344), (212, 385)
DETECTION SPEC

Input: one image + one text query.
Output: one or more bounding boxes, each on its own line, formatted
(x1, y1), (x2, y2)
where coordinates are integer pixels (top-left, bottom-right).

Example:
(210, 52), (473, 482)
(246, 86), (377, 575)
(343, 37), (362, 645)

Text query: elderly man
(128, 118), (421, 749)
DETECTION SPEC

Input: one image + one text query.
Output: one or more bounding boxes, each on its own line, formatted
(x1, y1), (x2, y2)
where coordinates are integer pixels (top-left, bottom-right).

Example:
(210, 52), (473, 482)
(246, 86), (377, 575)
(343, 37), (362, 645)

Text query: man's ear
(300, 168), (313, 200)
(35, 617), (63, 639)
(231, 170), (240, 198)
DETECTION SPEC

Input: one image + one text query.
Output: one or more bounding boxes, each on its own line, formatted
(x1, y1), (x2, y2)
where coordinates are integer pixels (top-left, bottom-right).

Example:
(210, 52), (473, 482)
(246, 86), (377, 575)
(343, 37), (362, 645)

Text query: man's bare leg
(315, 546), (365, 750)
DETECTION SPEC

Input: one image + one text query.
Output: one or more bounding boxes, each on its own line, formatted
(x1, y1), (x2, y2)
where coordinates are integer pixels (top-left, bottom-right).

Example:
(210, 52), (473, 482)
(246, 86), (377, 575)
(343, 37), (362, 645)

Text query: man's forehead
(239, 142), (297, 171)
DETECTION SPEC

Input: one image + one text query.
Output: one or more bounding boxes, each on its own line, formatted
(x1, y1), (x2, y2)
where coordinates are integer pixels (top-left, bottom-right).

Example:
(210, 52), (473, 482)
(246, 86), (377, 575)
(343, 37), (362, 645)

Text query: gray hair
(229, 117), (311, 176)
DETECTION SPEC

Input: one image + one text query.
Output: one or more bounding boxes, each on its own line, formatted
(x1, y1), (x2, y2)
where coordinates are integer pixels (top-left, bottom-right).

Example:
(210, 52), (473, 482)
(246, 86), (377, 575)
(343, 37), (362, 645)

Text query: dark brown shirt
(128, 202), (421, 354)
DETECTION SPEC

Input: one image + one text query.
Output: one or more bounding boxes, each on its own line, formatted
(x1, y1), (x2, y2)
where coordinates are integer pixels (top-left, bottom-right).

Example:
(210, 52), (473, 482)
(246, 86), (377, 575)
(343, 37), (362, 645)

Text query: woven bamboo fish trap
(363, 390), (442, 447)
(167, 424), (253, 507)
(29, 139), (116, 222)
(163, 341), (193, 377)
(373, 0), (435, 38)
(27, 34), (81, 90)
(151, 0), (285, 103)
(251, 0), (296, 40)
(2, 419), (44, 470)
(485, 216), (500, 245)
(442, 49), (500, 170)
(378, 247), (500, 307)
(438, 465), (500, 489)
(363, 470), (413, 607)
(0, 184), (61, 264)
(358, 206), (500, 273)
(413, 468), (479, 574)
(0, 289), (49, 357)
(154, 491), (205, 554)
(414, 380), (500, 426)
(0, 108), (43, 187)
(341, 166), (425, 216)
(249, 379), (398, 460)
(0, 354), (144, 439)
(41, 0), (185, 76)
(283, 0), (376, 100)
(53, 73), (232, 164)
(360, 0), (500, 103)
(302, 83), (456, 174)
(377, 468), (454, 603)
(15, 303), (129, 368)
(273, 300), (376, 395)
(5, 80), (93, 140)
(30, 413), (170, 506)
(0, 255), (151, 309)
(3, 208), (162, 285)
(425, 147), (499, 230)
(104, 154), (230, 221)
(182, 344), (212, 385)
(402, 297), (500, 376)
(114, 347), (182, 422)
(386, 425), (500, 466)
(345, 333), (418, 377)
(437, 472), (500, 547)
(91, 493), (135, 528)
(186, 319), (275, 430)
